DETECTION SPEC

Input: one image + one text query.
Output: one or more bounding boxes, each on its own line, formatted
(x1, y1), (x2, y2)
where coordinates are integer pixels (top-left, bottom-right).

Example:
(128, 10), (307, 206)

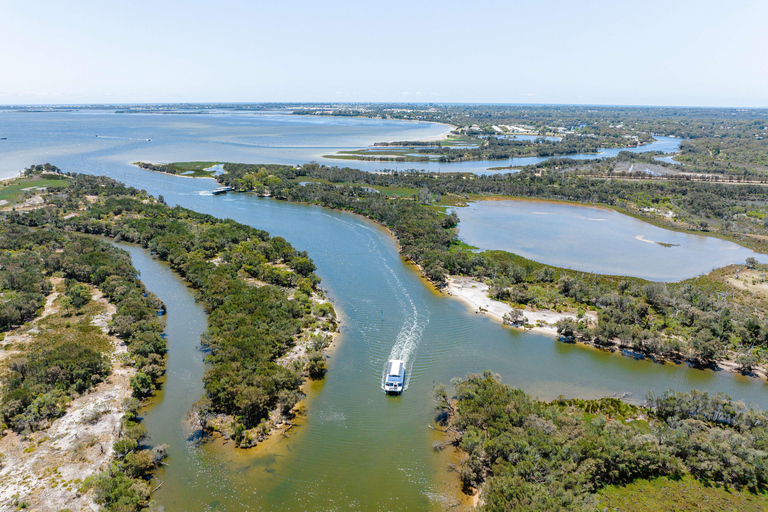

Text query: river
(2, 111), (763, 510)
(112, 175), (768, 511)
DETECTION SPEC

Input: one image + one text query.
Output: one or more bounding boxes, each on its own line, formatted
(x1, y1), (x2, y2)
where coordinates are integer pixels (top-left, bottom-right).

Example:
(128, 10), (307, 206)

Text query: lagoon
(453, 199), (767, 281)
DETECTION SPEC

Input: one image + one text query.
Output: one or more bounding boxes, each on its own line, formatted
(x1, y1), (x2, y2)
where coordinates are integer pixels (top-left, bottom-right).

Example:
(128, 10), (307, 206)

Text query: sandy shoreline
(444, 276), (768, 381)
(417, 122), (456, 142)
(444, 276), (595, 337)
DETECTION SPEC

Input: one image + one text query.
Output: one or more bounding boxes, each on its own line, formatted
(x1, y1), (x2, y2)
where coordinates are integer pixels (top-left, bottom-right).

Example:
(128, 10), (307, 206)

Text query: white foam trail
(317, 211), (429, 391)
(94, 135), (152, 141)
(376, 246), (428, 391)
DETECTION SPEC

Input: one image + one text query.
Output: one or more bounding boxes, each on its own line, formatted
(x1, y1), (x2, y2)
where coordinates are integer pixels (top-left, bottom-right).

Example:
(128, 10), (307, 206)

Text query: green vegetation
(216, 159), (768, 253)
(325, 148), (434, 163)
(0, 224), (164, 433)
(12, 167), (336, 443)
(204, 161), (768, 368)
(0, 228), (53, 330)
(325, 133), (642, 163)
(135, 161), (219, 177)
(85, 398), (167, 512)
(436, 372), (768, 511)
(295, 103), (768, 174)
(597, 475), (768, 511)
(2, 166), (336, 509)
(0, 165), (70, 206)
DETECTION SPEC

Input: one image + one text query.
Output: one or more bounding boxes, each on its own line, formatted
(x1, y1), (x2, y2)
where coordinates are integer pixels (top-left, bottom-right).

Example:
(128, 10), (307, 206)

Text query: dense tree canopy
(439, 372), (768, 511)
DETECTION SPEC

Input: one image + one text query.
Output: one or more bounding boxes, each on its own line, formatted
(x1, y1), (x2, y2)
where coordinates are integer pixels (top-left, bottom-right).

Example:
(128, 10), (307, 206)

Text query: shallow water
(0, 110), (678, 176)
(453, 200), (767, 281)
(3, 112), (765, 510)
(110, 173), (768, 512)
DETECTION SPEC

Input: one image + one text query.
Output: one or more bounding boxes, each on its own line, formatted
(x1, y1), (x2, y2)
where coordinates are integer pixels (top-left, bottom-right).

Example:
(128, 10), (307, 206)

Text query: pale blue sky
(1, 0), (766, 107)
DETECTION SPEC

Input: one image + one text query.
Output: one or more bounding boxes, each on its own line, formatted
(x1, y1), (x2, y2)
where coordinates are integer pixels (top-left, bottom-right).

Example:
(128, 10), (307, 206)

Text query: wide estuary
(2, 111), (766, 511)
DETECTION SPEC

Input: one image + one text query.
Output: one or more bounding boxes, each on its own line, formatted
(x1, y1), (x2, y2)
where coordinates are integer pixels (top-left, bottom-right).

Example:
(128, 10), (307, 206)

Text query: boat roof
(387, 360), (404, 376)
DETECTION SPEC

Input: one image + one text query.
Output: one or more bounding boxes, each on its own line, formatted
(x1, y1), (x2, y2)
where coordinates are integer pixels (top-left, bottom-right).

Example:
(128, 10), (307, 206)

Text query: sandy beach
(445, 276), (768, 381)
(418, 122), (456, 142)
(444, 276), (595, 337)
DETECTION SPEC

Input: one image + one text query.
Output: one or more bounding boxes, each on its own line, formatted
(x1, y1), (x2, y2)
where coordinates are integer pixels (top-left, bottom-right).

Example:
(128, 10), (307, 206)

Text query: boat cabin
(384, 359), (405, 394)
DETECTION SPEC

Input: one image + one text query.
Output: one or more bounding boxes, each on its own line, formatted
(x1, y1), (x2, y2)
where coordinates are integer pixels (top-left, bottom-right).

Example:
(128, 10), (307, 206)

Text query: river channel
(107, 171), (768, 512)
(1, 111), (762, 510)
(0, 110), (679, 177)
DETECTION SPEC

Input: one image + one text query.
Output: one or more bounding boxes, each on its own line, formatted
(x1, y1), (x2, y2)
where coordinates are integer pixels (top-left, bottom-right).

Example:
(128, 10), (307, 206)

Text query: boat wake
(318, 212), (429, 392)
(94, 135), (152, 141)
(381, 290), (426, 391)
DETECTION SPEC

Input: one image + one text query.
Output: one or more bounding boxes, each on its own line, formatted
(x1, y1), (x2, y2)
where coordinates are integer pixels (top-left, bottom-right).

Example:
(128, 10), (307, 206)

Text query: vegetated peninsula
(0, 168), (168, 510)
(142, 160), (768, 379)
(300, 103), (768, 174)
(434, 371), (768, 511)
(1, 165), (337, 511)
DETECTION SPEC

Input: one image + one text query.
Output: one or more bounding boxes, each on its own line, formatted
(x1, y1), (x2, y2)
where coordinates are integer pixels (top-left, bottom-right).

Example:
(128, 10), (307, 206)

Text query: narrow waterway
(104, 170), (768, 512)
(112, 244), (210, 504)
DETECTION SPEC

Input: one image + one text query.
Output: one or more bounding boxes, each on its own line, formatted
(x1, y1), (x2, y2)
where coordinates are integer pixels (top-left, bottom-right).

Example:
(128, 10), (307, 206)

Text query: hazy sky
(1, 0), (766, 107)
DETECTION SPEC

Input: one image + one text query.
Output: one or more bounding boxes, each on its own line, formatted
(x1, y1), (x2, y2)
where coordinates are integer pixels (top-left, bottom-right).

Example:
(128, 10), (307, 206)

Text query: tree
(503, 308), (525, 326)
(65, 282), (92, 310)
(130, 372), (153, 398)
(306, 350), (327, 378)
(691, 330), (722, 363)
(556, 318), (579, 340)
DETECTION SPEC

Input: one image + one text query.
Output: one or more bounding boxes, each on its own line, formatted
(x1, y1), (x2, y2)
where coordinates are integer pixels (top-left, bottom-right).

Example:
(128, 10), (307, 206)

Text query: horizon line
(1, 101), (767, 111)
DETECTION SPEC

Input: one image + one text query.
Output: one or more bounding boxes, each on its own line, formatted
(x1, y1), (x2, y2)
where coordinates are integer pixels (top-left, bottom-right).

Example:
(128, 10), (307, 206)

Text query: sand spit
(444, 276), (596, 337)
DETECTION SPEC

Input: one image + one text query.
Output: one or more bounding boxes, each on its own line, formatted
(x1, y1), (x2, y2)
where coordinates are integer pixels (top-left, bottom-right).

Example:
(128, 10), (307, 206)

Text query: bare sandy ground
(444, 276), (768, 381)
(444, 276), (596, 337)
(0, 286), (134, 511)
(418, 124), (455, 142)
(726, 270), (768, 297)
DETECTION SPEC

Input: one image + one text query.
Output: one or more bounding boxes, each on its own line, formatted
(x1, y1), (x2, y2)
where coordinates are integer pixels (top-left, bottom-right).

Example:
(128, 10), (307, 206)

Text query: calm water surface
(0, 110), (679, 176)
(104, 171), (768, 512)
(453, 200), (768, 281)
(1, 112), (764, 510)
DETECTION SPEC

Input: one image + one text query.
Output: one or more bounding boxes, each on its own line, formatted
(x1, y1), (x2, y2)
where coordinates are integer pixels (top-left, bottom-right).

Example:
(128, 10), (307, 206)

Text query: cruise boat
(384, 359), (405, 395)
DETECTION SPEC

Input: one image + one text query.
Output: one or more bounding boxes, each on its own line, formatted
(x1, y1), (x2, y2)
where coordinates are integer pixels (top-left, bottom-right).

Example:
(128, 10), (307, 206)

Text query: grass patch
(166, 161), (220, 177)
(0, 176), (71, 205)
(323, 148), (438, 162)
(369, 185), (418, 198)
(440, 135), (480, 147)
(597, 475), (768, 511)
